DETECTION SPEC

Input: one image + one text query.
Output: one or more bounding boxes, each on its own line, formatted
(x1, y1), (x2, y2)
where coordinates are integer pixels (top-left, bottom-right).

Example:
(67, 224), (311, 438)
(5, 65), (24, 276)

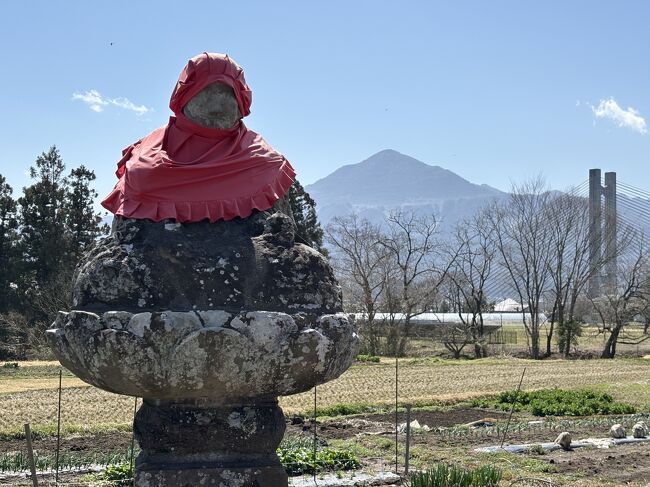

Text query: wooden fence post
(24, 423), (39, 487)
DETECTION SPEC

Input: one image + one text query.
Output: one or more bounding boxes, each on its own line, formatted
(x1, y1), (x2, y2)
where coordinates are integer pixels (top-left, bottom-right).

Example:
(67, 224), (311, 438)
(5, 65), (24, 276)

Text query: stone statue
(47, 52), (358, 487)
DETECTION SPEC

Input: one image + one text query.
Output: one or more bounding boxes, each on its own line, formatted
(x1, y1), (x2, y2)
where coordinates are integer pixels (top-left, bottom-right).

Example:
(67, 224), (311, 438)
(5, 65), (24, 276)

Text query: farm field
(408, 323), (650, 358)
(1, 357), (650, 485)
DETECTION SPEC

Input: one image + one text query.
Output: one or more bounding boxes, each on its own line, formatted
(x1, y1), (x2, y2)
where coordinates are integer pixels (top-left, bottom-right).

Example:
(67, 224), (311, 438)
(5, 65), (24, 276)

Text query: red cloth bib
(101, 53), (295, 222)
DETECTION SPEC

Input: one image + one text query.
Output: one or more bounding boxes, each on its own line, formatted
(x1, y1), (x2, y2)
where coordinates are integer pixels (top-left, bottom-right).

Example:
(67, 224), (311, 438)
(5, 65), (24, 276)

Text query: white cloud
(72, 89), (151, 116)
(72, 89), (108, 112)
(110, 97), (150, 115)
(591, 97), (647, 134)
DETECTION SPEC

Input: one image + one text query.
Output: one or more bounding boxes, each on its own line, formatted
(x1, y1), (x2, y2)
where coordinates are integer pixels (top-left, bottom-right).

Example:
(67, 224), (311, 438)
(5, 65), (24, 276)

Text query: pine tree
(0, 175), (18, 312)
(287, 181), (326, 255)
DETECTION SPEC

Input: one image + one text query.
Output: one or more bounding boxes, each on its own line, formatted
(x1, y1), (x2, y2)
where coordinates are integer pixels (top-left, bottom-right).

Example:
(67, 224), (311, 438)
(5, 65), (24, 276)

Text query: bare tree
(543, 191), (592, 356)
(326, 214), (393, 355)
(441, 323), (474, 359)
(544, 191), (637, 357)
(446, 210), (497, 358)
(590, 241), (650, 358)
(378, 210), (456, 356)
(487, 177), (553, 359)
(0, 312), (29, 360)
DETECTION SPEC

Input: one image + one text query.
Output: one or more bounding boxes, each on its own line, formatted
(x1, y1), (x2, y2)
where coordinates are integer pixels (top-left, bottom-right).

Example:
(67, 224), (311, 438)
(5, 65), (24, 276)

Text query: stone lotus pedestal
(47, 209), (358, 487)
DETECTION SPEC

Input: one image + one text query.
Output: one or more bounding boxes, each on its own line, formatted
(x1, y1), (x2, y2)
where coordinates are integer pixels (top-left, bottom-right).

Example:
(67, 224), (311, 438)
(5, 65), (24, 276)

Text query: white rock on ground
(610, 424), (626, 439)
(633, 422), (648, 438)
(554, 431), (572, 450)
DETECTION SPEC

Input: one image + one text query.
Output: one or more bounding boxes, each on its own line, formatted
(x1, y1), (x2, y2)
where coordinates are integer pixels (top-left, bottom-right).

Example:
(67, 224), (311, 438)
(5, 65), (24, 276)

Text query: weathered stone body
(182, 82), (242, 129)
(134, 399), (288, 486)
(48, 309), (356, 400)
(73, 204), (340, 315)
(47, 200), (359, 486)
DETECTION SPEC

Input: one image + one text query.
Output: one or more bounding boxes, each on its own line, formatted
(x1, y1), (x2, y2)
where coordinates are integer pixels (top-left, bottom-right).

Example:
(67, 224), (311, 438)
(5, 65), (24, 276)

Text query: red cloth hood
(101, 52), (295, 223)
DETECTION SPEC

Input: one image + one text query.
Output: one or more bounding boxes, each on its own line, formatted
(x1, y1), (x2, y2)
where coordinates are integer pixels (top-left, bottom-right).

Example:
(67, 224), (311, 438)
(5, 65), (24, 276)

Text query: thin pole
(130, 397), (138, 487)
(313, 386), (317, 484)
(500, 367), (526, 448)
(24, 423), (39, 487)
(395, 354), (398, 474)
(404, 404), (412, 476)
(55, 369), (62, 486)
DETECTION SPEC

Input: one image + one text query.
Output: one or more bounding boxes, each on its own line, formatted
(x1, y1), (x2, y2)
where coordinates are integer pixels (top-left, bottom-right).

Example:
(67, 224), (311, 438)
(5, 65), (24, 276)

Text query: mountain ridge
(305, 149), (506, 227)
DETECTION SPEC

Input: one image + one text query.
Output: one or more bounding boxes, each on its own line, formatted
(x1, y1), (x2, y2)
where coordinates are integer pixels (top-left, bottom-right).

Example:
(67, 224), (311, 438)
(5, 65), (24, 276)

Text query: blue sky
(1, 0), (649, 203)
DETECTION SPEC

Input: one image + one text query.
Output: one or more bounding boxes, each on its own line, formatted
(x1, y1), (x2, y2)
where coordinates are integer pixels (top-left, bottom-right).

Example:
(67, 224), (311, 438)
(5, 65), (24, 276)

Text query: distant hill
(305, 149), (506, 228)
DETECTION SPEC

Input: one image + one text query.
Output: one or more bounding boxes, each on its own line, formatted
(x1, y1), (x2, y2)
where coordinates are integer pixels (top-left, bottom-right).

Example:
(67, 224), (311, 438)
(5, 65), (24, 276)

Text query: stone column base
(135, 466), (288, 487)
(134, 398), (288, 487)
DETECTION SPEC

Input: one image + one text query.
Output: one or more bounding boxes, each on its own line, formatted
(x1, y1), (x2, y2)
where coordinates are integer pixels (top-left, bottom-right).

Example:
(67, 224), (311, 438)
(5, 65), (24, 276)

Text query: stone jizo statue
(47, 52), (358, 487)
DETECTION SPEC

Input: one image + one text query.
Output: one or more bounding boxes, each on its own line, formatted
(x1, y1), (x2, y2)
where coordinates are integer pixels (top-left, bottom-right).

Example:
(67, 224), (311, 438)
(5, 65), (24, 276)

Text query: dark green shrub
(278, 446), (360, 476)
(472, 388), (635, 417)
(356, 354), (381, 363)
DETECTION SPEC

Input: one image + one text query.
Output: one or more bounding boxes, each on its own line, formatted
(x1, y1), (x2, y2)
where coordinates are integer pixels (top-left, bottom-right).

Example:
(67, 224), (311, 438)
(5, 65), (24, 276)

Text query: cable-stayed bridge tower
(589, 168), (617, 297)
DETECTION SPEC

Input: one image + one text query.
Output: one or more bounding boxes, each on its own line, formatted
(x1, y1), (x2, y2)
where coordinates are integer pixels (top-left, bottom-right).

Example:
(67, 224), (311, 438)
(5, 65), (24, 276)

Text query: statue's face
(182, 82), (242, 129)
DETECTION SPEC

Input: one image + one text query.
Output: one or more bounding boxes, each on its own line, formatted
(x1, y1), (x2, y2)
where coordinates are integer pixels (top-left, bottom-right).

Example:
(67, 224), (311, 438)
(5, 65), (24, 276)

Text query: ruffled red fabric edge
(101, 161), (295, 223)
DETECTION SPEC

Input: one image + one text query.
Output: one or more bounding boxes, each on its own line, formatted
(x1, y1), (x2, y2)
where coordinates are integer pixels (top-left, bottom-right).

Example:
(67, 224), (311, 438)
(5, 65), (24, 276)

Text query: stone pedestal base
(134, 398), (288, 487)
(135, 466), (287, 486)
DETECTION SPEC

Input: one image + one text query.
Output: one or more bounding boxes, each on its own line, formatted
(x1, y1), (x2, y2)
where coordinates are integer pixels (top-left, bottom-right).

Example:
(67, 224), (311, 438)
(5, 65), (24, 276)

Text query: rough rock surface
(72, 202), (341, 316)
(134, 398), (288, 486)
(47, 309), (357, 399)
(183, 81), (242, 129)
(554, 431), (572, 450)
(610, 424), (626, 439)
(633, 422), (648, 438)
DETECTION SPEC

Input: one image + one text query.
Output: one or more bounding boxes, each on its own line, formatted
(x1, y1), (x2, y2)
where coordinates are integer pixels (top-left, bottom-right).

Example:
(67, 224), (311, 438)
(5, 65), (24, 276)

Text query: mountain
(305, 149), (506, 228)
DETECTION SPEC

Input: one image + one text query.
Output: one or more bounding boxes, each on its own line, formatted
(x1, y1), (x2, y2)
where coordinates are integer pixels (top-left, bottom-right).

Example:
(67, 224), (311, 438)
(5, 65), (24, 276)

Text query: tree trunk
(546, 302), (557, 357)
(545, 321), (554, 358)
(563, 325), (572, 358)
(601, 326), (621, 359)
(530, 336), (539, 360)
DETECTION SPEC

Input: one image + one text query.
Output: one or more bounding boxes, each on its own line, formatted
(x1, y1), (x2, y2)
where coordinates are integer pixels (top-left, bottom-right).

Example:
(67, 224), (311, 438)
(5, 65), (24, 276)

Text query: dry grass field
(2, 357), (650, 435)
(409, 323), (650, 358)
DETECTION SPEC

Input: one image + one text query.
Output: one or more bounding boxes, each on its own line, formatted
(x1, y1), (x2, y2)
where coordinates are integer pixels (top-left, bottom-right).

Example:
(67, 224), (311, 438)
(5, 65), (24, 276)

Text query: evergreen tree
(287, 181), (326, 255)
(17, 146), (69, 290)
(65, 165), (107, 262)
(0, 175), (18, 312)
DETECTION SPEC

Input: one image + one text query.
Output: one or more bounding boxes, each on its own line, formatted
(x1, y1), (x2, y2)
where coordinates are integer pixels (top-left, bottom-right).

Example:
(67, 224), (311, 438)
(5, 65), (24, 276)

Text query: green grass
(314, 402), (388, 418)
(0, 364), (73, 379)
(356, 354), (381, 363)
(84, 463), (133, 486)
(409, 463), (502, 487)
(525, 444), (547, 455)
(472, 388), (636, 416)
(0, 451), (131, 473)
(0, 422), (132, 441)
